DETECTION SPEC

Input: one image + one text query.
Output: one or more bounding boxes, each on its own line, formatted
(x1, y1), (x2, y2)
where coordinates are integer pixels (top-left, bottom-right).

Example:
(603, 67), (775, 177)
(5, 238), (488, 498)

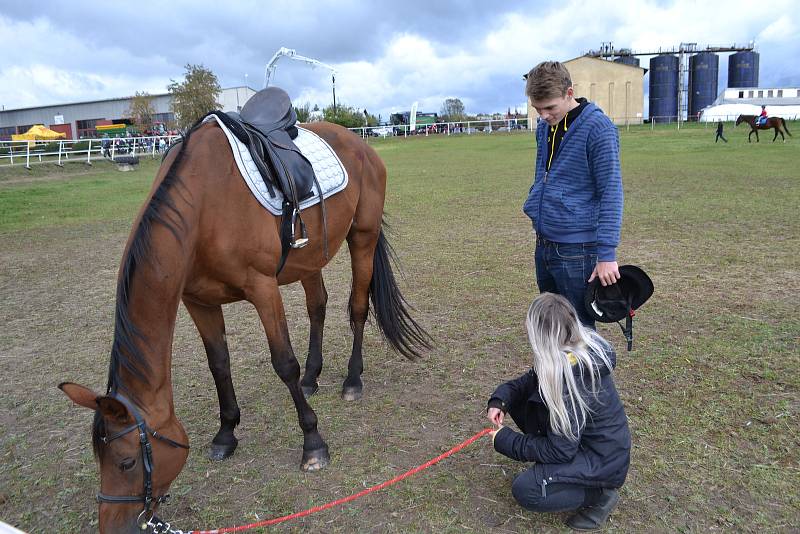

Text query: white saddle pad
(202, 115), (348, 215)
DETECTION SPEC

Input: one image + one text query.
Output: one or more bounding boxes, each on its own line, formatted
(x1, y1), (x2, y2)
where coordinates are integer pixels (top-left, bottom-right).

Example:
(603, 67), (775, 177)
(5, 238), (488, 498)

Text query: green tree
(126, 92), (156, 134)
(440, 98), (466, 121)
(295, 103), (311, 123)
(167, 64), (221, 130)
(322, 104), (378, 128)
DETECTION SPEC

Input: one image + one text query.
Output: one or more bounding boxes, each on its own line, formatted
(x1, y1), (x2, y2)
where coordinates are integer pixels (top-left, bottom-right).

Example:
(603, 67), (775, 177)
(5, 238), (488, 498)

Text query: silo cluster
(648, 50), (760, 121)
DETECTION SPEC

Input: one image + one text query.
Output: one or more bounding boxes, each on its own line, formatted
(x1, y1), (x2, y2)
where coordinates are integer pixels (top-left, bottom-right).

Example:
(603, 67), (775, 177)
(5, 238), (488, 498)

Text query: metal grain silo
(688, 52), (718, 118)
(614, 56), (640, 67)
(727, 51), (759, 88)
(649, 54), (679, 121)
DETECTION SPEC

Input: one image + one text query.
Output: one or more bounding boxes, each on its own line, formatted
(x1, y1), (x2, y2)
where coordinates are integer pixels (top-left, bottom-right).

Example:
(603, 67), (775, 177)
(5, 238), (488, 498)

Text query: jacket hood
(569, 339), (616, 380)
(536, 101), (603, 137)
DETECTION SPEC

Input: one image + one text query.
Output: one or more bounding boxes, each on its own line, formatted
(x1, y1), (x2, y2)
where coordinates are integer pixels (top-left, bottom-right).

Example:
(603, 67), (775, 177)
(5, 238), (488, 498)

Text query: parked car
(371, 126), (393, 138)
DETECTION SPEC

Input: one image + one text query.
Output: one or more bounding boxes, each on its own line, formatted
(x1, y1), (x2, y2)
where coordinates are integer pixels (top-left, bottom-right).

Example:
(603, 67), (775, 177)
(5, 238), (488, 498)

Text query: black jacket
(488, 343), (630, 489)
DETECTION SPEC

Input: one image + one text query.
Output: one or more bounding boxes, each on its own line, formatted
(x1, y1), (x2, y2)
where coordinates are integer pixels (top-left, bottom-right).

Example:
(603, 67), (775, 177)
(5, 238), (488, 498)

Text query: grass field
(1, 126), (798, 533)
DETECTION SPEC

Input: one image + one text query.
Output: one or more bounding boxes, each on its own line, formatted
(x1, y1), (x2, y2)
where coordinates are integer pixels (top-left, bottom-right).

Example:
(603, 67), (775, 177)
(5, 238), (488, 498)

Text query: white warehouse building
(0, 86), (256, 140)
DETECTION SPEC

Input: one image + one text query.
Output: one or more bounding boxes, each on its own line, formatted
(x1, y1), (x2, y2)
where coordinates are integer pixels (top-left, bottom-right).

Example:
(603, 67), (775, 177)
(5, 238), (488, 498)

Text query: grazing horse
(735, 114), (792, 143)
(59, 119), (430, 533)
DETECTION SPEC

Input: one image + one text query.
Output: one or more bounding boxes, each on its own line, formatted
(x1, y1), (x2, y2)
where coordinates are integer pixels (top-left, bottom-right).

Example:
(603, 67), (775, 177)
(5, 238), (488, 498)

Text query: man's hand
(487, 407), (504, 427)
(588, 261), (620, 286)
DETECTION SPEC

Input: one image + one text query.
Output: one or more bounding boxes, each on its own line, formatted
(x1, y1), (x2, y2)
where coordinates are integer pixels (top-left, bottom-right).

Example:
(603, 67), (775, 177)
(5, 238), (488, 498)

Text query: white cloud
(1, 1), (798, 120)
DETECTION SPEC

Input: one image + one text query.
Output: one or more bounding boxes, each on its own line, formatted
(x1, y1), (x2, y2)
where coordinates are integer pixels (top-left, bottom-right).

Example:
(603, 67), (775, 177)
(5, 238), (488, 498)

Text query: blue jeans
(535, 238), (597, 328)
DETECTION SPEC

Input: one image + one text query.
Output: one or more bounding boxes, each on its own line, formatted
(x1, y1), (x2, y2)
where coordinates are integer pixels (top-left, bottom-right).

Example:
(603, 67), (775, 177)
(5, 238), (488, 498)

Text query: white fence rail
(348, 114), (800, 138)
(348, 118), (530, 138)
(0, 135), (180, 168)
(3, 113), (796, 169)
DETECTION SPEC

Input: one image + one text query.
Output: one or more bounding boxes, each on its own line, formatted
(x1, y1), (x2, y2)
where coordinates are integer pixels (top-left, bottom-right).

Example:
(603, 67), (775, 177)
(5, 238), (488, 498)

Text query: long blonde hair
(526, 293), (613, 441)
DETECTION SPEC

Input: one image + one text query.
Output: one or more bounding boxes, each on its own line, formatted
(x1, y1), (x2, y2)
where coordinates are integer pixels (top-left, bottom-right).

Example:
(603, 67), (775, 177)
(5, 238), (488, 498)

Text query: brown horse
(735, 114), (792, 143)
(58, 119), (430, 532)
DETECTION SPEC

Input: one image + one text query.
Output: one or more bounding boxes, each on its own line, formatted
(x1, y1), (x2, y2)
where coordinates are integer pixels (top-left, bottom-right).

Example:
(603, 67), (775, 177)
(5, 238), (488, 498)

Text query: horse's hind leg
(184, 300), (241, 460)
(246, 274), (329, 471)
(300, 271), (327, 398)
(341, 224), (380, 401)
(773, 128), (779, 142)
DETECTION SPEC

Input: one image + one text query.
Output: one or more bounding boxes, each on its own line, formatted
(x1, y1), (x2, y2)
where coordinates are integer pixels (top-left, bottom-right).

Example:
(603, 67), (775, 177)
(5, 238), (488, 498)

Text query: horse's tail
(782, 118), (792, 136)
(364, 222), (433, 360)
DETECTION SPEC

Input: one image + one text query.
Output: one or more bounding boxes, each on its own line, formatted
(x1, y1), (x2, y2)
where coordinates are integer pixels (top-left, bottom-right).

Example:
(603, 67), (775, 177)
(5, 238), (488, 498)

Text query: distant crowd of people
(100, 133), (172, 158)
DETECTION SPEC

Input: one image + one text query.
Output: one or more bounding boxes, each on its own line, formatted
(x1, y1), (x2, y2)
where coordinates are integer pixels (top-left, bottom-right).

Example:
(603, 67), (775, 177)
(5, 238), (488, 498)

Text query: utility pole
(677, 43), (697, 128)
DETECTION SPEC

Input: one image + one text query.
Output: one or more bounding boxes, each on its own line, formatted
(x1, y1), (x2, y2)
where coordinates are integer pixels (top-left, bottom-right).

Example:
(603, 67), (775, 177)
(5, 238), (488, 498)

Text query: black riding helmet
(584, 265), (654, 350)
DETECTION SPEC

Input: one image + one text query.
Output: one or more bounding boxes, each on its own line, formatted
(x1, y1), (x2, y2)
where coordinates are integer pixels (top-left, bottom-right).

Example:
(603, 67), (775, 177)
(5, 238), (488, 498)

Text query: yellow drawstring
(547, 115), (569, 171)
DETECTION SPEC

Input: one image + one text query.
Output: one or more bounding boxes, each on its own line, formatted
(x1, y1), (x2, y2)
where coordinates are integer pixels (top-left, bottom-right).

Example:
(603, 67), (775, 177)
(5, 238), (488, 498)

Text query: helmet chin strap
(616, 295), (635, 351)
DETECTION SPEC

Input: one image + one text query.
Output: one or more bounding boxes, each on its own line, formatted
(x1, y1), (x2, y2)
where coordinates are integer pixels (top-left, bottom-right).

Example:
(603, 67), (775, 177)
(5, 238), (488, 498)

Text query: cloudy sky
(1, 0), (798, 120)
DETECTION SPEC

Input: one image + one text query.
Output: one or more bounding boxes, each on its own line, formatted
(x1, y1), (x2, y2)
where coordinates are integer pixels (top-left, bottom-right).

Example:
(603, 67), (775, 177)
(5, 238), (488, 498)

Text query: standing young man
(715, 120), (728, 143)
(523, 61), (623, 327)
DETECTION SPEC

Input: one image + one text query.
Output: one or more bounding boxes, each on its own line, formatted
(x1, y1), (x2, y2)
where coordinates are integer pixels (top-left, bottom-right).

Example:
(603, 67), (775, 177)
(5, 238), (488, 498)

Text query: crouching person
(487, 293), (631, 530)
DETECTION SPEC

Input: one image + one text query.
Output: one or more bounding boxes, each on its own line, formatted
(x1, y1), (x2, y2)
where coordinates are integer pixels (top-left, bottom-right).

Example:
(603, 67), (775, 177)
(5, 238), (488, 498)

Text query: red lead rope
(192, 427), (494, 534)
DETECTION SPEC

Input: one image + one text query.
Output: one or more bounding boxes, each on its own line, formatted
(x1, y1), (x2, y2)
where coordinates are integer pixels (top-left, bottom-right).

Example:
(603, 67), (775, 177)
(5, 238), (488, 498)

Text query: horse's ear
(96, 397), (133, 425)
(59, 382), (101, 410)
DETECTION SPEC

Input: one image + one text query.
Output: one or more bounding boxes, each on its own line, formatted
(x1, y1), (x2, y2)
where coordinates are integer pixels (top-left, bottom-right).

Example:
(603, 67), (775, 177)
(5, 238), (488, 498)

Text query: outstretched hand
(487, 407), (504, 427)
(588, 261), (620, 286)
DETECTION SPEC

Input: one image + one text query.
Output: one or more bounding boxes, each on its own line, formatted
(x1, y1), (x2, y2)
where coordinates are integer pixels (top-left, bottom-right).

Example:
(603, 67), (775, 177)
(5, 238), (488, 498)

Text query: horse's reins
(96, 392), (189, 531)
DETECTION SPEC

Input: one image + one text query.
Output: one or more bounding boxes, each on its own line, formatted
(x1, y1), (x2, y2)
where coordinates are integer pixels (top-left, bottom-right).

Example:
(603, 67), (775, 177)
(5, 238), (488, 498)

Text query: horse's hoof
(301, 382), (319, 398)
(341, 386), (363, 401)
(301, 447), (330, 472)
(209, 441), (238, 461)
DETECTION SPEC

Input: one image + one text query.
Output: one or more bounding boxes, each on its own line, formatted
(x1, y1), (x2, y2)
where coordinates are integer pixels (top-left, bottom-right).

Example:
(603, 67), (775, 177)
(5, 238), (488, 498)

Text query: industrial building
(0, 87), (255, 141)
(526, 56), (646, 128)
(570, 44), (766, 123)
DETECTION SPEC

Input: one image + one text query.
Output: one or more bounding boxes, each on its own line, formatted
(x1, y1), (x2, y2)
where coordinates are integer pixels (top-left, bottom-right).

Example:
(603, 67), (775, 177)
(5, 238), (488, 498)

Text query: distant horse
(735, 114), (792, 143)
(59, 118), (430, 532)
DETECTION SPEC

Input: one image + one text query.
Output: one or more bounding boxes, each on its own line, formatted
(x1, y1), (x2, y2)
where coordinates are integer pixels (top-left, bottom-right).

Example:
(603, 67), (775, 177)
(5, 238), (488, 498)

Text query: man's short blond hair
(525, 61), (572, 101)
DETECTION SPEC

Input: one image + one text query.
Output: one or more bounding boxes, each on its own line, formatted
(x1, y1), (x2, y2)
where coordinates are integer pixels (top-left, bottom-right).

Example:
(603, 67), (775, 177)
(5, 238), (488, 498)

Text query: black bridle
(97, 393), (189, 531)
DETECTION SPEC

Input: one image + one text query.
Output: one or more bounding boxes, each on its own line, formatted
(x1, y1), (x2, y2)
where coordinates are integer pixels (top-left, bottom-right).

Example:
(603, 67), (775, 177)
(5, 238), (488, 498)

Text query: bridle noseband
(97, 393), (189, 531)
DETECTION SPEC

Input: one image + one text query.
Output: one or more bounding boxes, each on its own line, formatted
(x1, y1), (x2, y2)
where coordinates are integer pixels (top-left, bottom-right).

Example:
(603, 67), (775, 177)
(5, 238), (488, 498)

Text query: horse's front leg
(300, 271), (327, 398)
(184, 299), (241, 461)
(246, 274), (330, 471)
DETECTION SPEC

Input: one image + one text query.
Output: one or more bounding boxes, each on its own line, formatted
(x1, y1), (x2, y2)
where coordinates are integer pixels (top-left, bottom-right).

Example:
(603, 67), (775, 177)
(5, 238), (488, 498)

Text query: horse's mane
(92, 118), (208, 454)
(92, 117), (212, 456)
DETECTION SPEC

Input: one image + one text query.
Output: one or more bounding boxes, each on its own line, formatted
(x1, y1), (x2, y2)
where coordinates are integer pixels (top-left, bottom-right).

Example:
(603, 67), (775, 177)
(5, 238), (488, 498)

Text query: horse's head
(735, 115), (745, 126)
(59, 382), (189, 533)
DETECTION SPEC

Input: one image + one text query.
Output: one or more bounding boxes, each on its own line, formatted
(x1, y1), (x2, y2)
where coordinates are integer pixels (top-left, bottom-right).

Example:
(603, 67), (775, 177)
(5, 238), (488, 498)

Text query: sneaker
(565, 488), (620, 531)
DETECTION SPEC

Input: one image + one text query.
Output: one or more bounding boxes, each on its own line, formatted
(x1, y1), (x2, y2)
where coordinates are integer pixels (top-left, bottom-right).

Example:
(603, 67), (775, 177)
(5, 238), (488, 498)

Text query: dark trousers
(535, 237), (597, 328)
(715, 132), (727, 143)
(512, 469), (601, 512)
(506, 405), (604, 512)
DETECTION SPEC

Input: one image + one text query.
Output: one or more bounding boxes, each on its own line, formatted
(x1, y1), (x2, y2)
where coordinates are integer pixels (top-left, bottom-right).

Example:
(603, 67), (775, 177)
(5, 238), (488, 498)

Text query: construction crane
(263, 47), (338, 111)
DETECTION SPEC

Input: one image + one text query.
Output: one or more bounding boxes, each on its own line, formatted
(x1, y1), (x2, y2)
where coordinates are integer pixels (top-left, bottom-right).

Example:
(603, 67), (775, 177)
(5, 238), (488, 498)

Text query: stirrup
(290, 208), (309, 249)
